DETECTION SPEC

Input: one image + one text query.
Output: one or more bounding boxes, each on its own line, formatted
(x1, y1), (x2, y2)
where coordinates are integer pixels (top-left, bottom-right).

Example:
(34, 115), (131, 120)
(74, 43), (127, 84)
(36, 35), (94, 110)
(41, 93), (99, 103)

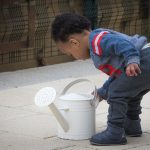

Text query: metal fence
(0, 0), (149, 72)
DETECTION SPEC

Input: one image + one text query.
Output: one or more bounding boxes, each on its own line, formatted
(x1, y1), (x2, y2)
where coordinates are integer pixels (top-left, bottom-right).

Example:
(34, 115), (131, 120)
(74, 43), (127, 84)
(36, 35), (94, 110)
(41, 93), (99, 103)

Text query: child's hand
(91, 91), (103, 102)
(126, 63), (141, 77)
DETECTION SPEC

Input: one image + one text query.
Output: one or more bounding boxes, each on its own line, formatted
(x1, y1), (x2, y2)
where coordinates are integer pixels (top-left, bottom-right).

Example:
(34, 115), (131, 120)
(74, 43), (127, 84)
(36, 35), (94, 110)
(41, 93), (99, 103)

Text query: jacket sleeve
(97, 76), (115, 100)
(97, 33), (141, 66)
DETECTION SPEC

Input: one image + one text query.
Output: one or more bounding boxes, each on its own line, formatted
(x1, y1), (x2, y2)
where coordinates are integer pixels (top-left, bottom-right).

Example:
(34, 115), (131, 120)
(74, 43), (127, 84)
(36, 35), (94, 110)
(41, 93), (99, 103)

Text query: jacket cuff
(97, 87), (108, 100)
(126, 56), (140, 66)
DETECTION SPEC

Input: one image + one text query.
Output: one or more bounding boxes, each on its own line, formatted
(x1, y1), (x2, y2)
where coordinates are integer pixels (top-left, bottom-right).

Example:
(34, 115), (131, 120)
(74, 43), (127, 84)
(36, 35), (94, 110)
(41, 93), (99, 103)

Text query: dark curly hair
(51, 13), (91, 42)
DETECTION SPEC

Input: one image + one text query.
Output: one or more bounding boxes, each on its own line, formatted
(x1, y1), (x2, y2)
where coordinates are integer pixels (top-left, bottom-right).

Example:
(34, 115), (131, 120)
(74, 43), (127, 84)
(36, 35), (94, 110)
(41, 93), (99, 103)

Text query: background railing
(0, 0), (149, 72)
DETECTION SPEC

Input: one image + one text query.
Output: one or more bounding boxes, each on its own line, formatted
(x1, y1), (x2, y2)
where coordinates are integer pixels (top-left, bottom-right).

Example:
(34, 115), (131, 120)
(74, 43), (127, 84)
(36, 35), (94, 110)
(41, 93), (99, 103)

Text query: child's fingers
(130, 65), (138, 76)
(132, 64), (141, 76)
(126, 64), (141, 76)
(126, 65), (134, 76)
(135, 65), (142, 74)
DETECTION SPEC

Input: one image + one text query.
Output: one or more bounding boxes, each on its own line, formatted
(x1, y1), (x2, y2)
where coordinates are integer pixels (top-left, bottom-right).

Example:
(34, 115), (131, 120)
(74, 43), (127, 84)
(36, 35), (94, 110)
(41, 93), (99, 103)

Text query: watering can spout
(48, 103), (69, 132)
(34, 87), (69, 132)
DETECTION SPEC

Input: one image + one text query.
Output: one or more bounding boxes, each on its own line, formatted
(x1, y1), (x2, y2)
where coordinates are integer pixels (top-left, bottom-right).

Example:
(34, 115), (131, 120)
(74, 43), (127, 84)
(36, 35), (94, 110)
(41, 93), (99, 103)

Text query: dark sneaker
(90, 125), (127, 146)
(124, 118), (142, 137)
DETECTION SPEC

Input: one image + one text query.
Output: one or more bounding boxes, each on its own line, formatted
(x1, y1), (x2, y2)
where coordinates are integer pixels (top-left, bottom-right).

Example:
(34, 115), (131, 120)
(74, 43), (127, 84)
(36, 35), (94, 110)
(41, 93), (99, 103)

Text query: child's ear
(69, 38), (80, 47)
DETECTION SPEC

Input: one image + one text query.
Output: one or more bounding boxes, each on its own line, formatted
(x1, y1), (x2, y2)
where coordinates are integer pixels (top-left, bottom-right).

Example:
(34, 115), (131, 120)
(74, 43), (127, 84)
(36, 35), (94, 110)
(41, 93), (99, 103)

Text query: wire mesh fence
(0, 0), (150, 71)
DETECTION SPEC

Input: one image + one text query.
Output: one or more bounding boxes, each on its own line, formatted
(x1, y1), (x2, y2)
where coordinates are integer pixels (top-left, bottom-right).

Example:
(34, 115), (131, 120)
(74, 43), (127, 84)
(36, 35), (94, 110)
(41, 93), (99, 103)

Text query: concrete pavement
(0, 60), (150, 150)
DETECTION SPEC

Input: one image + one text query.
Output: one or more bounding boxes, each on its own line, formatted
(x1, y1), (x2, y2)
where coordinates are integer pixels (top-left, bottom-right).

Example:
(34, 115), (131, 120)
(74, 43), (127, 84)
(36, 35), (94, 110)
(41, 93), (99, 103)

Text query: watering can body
(57, 93), (96, 140)
(35, 79), (99, 140)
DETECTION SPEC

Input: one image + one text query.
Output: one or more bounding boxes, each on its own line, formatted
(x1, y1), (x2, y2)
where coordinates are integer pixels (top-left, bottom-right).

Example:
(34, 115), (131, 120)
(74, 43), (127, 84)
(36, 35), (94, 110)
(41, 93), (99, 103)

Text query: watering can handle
(60, 79), (98, 107)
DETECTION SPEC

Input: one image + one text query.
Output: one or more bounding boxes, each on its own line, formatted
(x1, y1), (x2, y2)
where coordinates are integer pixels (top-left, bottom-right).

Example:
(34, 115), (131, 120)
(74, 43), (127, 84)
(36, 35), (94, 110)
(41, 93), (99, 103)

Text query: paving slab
(0, 87), (38, 107)
(142, 93), (150, 109)
(0, 113), (57, 139)
(0, 130), (8, 134)
(0, 59), (100, 90)
(141, 108), (150, 133)
(1, 133), (150, 150)
(0, 132), (56, 150)
(0, 61), (150, 150)
(128, 145), (150, 150)
(0, 106), (36, 121)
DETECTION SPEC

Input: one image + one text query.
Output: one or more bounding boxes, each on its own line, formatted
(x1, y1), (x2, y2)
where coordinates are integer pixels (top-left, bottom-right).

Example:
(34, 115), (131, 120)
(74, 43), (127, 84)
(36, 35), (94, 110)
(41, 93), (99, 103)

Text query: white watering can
(34, 79), (100, 140)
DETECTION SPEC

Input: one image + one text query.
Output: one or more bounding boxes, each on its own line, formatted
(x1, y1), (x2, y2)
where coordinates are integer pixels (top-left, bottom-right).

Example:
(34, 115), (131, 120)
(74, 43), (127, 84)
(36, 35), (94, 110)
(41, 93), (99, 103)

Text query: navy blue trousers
(107, 48), (150, 127)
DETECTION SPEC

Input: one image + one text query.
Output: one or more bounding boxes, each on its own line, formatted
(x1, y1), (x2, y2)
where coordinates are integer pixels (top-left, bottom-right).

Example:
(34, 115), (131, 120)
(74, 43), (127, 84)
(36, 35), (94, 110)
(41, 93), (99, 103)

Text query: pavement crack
(43, 135), (57, 139)
(142, 107), (150, 110)
(50, 145), (76, 150)
(143, 131), (150, 134)
(122, 144), (150, 150)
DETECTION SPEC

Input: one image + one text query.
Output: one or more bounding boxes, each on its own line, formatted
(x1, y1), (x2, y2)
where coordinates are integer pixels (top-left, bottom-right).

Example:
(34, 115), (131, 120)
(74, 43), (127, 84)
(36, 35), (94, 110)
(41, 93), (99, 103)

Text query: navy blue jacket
(89, 28), (147, 100)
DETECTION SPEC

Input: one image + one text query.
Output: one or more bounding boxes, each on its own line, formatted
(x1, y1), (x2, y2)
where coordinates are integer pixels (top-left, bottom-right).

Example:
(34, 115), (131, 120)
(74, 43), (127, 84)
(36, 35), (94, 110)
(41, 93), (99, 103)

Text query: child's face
(57, 30), (90, 60)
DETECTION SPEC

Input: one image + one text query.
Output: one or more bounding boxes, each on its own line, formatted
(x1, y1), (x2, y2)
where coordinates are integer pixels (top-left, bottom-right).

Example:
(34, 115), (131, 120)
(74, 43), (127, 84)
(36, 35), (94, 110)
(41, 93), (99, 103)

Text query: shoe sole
(126, 134), (142, 137)
(90, 141), (127, 146)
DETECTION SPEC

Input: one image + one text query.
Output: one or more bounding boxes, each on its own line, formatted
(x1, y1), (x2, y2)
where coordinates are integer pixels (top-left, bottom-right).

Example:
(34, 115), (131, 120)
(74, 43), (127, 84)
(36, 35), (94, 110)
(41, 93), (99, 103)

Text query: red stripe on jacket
(99, 64), (122, 77)
(91, 31), (109, 56)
